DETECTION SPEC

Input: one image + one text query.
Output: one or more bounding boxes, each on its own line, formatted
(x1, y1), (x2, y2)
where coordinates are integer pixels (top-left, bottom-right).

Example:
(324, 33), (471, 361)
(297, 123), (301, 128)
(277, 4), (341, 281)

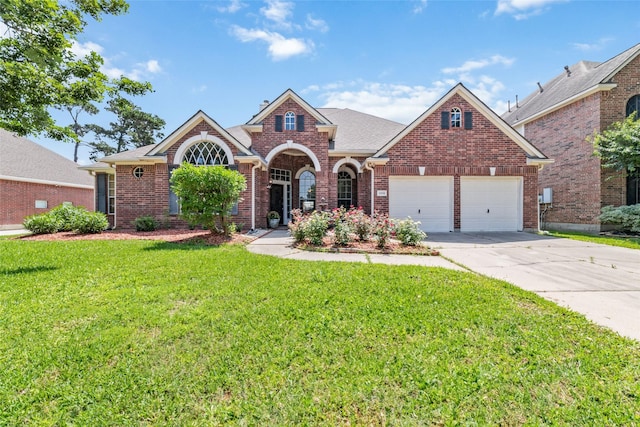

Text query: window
(108, 174), (115, 215)
(451, 107), (461, 128)
(337, 170), (353, 208)
(132, 167), (144, 178)
(299, 170), (316, 212)
(285, 112), (295, 130)
(183, 141), (228, 165)
(626, 95), (640, 117)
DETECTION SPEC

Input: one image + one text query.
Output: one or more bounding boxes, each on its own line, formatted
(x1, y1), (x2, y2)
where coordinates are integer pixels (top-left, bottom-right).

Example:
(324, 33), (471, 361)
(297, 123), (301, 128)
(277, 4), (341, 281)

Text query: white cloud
(571, 37), (613, 52)
(231, 26), (313, 60)
(306, 14), (329, 33)
(442, 55), (514, 74)
(495, 0), (567, 19)
(260, 0), (294, 29)
(309, 74), (509, 123)
(312, 81), (448, 124)
(217, 0), (246, 13)
(413, 0), (428, 14)
(70, 40), (104, 58)
(144, 59), (162, 73)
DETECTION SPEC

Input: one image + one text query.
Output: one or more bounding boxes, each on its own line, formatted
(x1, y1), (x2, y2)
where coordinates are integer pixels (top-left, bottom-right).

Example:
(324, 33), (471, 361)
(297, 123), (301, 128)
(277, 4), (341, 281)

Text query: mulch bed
(16, 229), (439, 255)
(18, 229), (256, 246)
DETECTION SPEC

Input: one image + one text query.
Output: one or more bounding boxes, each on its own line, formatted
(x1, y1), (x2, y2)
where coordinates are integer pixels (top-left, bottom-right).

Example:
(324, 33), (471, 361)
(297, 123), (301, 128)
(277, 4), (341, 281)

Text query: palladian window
(285, 112), (296, 130)
(183, 141), (229, 165)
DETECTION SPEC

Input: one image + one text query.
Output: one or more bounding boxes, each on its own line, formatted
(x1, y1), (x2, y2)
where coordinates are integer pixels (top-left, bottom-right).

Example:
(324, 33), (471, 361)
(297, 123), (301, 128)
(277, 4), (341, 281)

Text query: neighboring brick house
(0, 128), (94, 229)
(503, 43), (640, 233)
(83, 84), (551, 232)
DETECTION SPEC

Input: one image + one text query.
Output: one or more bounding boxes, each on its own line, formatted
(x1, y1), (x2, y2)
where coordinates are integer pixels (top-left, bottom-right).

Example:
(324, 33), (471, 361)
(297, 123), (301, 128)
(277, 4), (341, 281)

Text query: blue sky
(40, 0), (640, 164)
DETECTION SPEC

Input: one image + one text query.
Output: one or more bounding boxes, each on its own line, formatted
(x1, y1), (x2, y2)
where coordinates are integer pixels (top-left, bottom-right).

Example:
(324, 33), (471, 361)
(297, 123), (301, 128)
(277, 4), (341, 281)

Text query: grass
(547, 230), (640, 250)
(1, 239), (639, 425)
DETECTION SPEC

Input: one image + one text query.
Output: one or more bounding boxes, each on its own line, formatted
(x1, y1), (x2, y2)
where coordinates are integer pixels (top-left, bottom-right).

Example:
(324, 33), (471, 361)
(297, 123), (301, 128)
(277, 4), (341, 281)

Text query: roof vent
(537, 82), (544, 93)
(259, 100), (269, 111)
(564, 65), (571, 77)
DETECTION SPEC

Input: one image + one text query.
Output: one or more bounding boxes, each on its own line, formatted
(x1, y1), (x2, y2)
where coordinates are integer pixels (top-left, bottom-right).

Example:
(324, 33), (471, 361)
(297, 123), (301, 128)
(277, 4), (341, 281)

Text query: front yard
(1, 239), (638, 425)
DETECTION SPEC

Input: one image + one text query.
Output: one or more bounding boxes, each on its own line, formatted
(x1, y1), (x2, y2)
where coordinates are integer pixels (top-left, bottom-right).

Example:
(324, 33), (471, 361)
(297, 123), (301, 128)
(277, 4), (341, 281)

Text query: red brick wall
(0, 179), (93, 227)
(114, 119), (254, 230)
(524, 54), (640, 231)
(374, 94), (539, 230)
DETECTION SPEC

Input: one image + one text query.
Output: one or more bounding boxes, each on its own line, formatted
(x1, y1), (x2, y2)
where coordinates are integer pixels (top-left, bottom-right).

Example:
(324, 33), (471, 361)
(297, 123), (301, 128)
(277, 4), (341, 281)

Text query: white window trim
(174, 131), (235, 165)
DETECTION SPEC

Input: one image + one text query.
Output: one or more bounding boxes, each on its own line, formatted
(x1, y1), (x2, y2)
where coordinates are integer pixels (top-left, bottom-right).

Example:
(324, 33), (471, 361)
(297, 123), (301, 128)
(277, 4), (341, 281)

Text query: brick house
(503, 43), (640, 233)
(83, 84), (551, 232)
(0, 128), (94, 229)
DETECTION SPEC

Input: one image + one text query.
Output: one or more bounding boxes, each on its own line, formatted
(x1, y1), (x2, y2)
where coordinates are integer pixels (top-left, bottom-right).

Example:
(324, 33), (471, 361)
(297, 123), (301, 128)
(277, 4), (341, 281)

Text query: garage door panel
(461, 177), (522, 232)
(389, 177), (453, 232)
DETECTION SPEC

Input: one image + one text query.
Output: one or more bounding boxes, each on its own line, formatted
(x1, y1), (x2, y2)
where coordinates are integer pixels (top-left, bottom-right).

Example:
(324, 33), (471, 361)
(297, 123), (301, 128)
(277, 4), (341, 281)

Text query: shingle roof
(99, 144), (157, 162)
(0, 128), (93, 187)
(317, 108), (406, 152)
(503, 43), (640, 126)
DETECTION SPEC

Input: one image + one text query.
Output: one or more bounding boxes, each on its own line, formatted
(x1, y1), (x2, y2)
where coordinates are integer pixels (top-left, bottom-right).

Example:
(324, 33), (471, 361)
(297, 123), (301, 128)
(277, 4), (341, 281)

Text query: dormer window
(285, 112), (295, 130)
(451, 107), (461, 128)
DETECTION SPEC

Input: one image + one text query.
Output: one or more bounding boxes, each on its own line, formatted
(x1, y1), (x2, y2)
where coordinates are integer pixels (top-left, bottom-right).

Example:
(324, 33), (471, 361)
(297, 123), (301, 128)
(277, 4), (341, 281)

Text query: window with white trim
(183, 141), (229, 165)
(108, 174), (115, 215)
(299, 170), (316, 212)
(285, 112), (295, 131)
(451, 107), (461, 128)
(337, 171), (353, 208)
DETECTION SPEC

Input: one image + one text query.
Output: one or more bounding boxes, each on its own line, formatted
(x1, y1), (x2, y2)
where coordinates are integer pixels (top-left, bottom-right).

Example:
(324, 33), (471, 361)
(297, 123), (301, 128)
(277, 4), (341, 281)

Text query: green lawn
(1, 239), (638, 425)
(547, 230), (640, 250)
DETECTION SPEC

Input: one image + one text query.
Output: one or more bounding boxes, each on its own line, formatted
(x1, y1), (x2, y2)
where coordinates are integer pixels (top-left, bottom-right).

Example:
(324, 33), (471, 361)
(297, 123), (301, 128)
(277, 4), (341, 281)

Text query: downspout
(364, 162), (375, 213)
(251, 163), (260, 231)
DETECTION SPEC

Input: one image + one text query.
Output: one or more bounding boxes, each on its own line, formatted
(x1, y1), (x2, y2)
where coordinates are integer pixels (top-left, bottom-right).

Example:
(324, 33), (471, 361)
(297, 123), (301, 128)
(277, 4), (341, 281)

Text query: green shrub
(372, 213), (394, 249)
(394, 217), (427, 246)
(332, 219), (353, 246)
(74, 212), (109, 234)
(133, 215), (159, 232)
(599, 204), (640, 233)
(49, 204), (87, 231)
(303, 211), (330, 245)
(23, 214), (60, 234)
(288, 209), (307, 243)
(346, 207), (372, 241)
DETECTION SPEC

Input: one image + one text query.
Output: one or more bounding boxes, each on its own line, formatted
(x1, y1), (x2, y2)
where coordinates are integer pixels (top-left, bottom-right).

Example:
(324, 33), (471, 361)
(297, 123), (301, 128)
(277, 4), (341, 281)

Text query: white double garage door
(389, 176), (523, 232)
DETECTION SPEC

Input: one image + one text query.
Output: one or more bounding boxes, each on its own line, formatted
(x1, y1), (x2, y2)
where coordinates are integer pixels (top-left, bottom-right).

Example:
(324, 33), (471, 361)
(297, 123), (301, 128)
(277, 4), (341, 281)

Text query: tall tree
(0, 0), (128, 140)
(592, 112), (640, 174)
(86, 78), (166, 160)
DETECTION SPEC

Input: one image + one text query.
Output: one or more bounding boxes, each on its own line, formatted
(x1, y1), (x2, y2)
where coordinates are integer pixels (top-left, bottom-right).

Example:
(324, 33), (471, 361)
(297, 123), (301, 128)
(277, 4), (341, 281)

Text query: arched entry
(265, 142), (322, 225)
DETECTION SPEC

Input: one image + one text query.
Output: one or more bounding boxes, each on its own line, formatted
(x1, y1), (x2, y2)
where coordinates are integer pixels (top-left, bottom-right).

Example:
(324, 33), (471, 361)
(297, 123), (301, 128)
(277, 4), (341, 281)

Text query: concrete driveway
(426, 232), (640, 341)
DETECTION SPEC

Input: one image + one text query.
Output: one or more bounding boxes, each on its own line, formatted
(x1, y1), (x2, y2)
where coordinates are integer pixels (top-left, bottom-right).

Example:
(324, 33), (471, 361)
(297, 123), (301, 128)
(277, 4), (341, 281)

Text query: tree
(0, 0), (128, 140)
(85, 78), (166, 160)
(170, 164), (247, 235)
(592, 112), (640, 174)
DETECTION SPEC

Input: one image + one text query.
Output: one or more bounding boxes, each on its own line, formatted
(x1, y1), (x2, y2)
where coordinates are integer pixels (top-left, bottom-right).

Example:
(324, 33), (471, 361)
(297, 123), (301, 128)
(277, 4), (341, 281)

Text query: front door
(269, 184), (284, 225)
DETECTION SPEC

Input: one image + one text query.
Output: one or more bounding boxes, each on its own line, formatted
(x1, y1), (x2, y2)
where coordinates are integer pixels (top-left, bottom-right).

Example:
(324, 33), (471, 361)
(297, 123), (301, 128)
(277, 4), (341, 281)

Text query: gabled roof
(373, 83), (550, 164)
(148, 110), (253, 157)
(318, 108), (406, 153)
(0, 128), (93, 188)
(503, 43), (640, 126)
(243, 89), (338, 140)
(98, 144), (160, 164)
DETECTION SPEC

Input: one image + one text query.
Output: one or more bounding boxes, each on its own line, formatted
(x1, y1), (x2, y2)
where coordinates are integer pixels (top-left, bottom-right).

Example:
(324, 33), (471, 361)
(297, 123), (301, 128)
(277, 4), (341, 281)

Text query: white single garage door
(389, 176), (453, 232)
(460, 177), (522, 232)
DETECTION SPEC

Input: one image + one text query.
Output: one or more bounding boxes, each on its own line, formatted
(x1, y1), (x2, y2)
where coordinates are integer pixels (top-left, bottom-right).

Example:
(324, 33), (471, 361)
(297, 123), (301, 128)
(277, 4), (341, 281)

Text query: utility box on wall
(540, 187), (553, 204)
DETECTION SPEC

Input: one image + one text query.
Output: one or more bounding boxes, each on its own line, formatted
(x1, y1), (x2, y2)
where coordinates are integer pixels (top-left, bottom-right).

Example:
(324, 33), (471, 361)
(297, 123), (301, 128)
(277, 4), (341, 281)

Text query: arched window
(285, 112), (296, 131)
(299, 170), (316, 212)
(451, 107), (461, 128)
(337, 170), (353, 208)
(183, 141), (229, 165)
(626, 95), (640, 118)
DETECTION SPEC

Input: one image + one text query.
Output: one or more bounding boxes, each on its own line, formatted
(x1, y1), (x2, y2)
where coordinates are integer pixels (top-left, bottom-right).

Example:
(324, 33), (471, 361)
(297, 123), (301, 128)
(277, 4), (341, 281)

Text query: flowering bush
(372, 212), (394, 248)
(394, 217), (427, 245)
(288, 209), (306, 243)
(304, 211), (331, 245)
(346, 207), (372, 241)
(331, 207), (353, 246)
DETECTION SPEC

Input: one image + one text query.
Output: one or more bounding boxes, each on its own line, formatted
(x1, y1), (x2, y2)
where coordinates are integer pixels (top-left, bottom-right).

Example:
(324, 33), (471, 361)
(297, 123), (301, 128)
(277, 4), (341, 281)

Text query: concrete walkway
(248, 229), (640, 341)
